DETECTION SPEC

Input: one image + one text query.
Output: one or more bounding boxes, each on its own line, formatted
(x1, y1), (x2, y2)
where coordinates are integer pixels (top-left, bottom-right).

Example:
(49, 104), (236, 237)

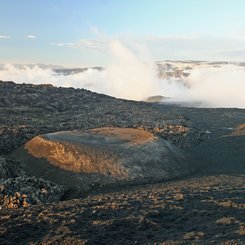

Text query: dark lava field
(0, 81), (244, 244)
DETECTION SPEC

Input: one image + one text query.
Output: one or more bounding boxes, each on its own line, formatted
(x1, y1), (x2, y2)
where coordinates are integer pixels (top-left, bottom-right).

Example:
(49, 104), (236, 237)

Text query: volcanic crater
(14, 127), (197, 195)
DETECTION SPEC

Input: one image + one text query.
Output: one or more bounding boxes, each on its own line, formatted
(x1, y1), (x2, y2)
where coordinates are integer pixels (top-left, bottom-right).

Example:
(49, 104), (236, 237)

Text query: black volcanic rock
(0, 156), (24, 179)
(0, 176), (67, 208)
(54, 67), (104, 75)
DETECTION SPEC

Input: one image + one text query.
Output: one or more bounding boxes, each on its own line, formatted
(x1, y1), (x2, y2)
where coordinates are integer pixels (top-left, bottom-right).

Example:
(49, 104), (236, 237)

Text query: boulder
(0, 176), (67, 209)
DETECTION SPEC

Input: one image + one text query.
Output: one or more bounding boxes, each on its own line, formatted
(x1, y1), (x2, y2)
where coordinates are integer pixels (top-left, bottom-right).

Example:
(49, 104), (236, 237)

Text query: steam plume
(0, 41), (245, 108)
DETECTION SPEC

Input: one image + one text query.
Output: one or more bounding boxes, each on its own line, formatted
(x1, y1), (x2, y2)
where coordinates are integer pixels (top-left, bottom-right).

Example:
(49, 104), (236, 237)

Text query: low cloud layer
(0, 41), (245, 108)
(161, 66), (245, 108)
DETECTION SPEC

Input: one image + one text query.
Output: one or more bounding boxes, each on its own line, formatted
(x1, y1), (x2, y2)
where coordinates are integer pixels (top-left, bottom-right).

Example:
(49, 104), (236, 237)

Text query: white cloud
(79, 39), (107, 50)
(0, 35), (11, 39)
(27, 35), (37, 39)
(51, 39), (107, 51)
(50, 34), (245, 62)
(145, 34), (204, 41)
(50, 42), (75, 47)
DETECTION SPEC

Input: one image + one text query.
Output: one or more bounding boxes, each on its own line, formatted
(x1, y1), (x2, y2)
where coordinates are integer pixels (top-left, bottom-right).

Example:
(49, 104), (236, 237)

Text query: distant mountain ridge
(156, 60), (245, 80)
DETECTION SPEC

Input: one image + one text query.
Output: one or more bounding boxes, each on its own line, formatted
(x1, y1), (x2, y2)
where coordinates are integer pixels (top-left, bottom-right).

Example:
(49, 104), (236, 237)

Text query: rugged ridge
(0, 80), (204, 154)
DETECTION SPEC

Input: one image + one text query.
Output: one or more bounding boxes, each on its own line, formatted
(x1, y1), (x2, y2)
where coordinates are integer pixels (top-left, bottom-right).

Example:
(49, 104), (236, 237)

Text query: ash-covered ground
(0, 80), (244, 244)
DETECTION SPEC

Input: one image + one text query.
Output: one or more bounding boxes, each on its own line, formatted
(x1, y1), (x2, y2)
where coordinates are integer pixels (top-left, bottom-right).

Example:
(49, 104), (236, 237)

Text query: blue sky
(0, 0), (245, 66)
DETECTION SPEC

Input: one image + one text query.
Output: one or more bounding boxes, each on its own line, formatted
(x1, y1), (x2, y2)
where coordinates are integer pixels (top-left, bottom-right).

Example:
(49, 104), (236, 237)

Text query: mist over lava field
(0, 77), (244, 244)
(0, 0), (245, 244)
(0, 33), (244, 245)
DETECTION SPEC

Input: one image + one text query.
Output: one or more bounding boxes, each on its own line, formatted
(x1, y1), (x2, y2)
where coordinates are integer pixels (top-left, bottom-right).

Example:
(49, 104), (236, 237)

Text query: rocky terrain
(1, 175), (244, 244)
(0, 81), (202, 154)
(0, 80), (244, 244)
(156, 60), (245, 80)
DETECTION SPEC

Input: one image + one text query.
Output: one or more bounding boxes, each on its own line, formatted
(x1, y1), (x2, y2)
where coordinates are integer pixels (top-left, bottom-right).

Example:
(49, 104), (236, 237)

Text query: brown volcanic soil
(89, 127), (156, 144)
(231, 123), (245, 136)
(0, 81), (245, 244)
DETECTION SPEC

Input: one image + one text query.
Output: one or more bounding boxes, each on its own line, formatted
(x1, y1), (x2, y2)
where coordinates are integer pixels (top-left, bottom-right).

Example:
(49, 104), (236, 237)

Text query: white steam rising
(106, 41), (160, 100)
(0, 41), (245, 108)
(157, 65), (245, 108)
(184, 66), (245, 108)
(0, 63), (107, 93)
